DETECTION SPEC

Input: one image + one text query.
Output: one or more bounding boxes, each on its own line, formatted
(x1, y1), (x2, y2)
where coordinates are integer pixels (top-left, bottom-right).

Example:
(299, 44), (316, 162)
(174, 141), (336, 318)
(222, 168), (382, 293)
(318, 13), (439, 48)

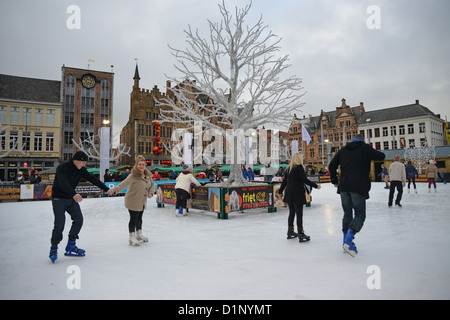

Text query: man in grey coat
(388, 155), (406, 207)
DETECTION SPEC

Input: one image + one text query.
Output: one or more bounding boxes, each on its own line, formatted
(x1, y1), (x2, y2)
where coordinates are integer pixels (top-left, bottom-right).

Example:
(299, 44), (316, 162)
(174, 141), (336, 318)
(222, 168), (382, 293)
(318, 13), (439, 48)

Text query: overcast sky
(1, 0), (449, 141)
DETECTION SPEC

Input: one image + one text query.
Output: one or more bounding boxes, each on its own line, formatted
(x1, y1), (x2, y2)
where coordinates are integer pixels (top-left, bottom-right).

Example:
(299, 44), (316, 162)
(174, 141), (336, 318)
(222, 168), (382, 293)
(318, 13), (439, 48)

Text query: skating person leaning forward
(49, 151), (112, 263)
(174, 167), (201, 216)
(329, 134), (385, 257)
(108, 155), (155, 246)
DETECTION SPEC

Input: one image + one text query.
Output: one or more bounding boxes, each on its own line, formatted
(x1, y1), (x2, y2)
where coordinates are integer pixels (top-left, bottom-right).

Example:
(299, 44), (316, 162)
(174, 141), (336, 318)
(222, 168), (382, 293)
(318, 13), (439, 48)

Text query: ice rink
(0, 182), (449, 300)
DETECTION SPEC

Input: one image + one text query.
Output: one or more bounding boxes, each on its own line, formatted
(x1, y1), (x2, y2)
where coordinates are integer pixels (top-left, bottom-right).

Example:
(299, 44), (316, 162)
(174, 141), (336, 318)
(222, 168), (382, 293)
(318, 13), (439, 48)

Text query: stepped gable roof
(306, 106), (363, 133)
(0, 74), (60, 104)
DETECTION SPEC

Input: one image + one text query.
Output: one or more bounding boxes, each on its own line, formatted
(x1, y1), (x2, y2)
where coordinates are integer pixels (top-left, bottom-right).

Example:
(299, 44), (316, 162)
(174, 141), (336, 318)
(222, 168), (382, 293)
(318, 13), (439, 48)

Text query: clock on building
(81, 74), (96, 88)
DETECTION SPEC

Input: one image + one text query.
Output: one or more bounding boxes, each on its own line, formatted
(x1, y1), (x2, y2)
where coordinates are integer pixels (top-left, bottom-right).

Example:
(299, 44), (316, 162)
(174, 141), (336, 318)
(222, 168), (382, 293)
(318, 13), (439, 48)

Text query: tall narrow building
(120, 64), (174, 166)
(60, 65), (114, 161)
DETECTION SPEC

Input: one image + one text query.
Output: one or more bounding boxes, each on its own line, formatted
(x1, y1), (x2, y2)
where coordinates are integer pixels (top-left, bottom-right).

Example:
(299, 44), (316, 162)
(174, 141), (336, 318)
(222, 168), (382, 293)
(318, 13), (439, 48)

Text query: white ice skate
(129, 232), (140, 246)
(136, 230), (148, 242)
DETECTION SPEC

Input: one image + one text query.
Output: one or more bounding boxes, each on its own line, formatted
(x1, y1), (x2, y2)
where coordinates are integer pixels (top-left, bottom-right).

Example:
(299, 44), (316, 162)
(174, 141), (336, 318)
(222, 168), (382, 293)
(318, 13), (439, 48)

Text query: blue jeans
(340, 192), (366, 234)
(51, 198), (83, 245)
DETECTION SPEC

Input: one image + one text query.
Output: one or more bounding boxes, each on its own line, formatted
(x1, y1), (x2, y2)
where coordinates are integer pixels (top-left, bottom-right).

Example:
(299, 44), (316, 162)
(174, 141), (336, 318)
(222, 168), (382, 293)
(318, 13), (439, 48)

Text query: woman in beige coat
(426, 160), (438, 192)
(108, 155), (155, 245)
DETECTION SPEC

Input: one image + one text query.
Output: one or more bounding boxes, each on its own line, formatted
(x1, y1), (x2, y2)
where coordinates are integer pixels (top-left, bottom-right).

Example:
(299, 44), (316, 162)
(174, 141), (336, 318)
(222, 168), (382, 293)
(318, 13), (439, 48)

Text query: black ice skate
(298, 230), (311, 242)
(287, 226), (298, 239)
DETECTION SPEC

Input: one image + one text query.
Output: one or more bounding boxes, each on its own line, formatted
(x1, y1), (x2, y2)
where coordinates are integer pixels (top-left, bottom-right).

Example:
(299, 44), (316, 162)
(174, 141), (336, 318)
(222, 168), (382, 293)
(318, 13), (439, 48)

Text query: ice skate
(415, 189), (418, 194)
(49, 245), (58, 263)
(129, 232), (140, 246)
(287, 226), (298, 239)
(343, 229), (358, 257)
(298, 229), (310, 242)
(136, 230), (148, 242)
(176, 206), (183, 217)
(408, 188), (410, 193)
(64, 240), (86, 257)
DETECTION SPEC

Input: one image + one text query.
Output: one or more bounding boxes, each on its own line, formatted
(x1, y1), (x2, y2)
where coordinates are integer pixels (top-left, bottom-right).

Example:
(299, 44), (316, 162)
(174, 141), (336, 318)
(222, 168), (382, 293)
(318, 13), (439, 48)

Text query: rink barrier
(156, 183), (282, 219)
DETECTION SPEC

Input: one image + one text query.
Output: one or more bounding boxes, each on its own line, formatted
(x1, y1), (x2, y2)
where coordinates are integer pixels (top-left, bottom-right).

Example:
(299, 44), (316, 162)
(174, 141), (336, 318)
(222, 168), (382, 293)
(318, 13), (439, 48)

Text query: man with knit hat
(49, 151), (112, 263)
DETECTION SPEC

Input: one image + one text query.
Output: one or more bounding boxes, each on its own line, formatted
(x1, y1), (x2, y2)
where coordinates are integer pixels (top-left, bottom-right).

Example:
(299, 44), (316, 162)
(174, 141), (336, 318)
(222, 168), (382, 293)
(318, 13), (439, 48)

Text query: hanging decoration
(153, 121), (163, 155)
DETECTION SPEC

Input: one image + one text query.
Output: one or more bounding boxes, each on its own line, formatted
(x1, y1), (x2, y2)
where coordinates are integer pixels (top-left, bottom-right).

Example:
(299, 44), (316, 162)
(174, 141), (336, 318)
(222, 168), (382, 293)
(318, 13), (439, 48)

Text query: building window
(390, 126), (397, 136)
(22, 131), (31, 151)
(35, 109), (44, 126)
(346, 132), (352, 141)
(375, 142), (381, 150)
(0, 129), (5, 151)
(65, 75), (76, 109)
(46, 133), (54, 151)
(0, 106), (7, 124)
(138, 124), (144, 136)
(65, 110), (74, 125)
(81, 86), (95, 109)
(382, 127), (388, 137)
(399, 125), (405, 135)
(409, 139), (415, 148)
(419, 122), (426, 133)
(101, 80), (110, 123)
(11, 107), (20, 125)
(81, 112), (94, 125)
(47, 109), (55, 126)
(34, 132), (42, 151)
(383, 141), (389, 150)
(420, 138), (426, 147)
(408, 124), (414, 134)
(138, 141), (144, 154)
(374, 128), (380, 138)
(22, 108), (32, 125)
(64, 131), (73, 145)
(392, 140), (398, 149)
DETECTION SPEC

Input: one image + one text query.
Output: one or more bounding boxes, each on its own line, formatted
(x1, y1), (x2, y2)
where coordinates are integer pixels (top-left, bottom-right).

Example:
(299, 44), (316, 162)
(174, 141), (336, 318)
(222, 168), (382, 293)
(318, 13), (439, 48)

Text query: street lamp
(99, 119), (110, 182)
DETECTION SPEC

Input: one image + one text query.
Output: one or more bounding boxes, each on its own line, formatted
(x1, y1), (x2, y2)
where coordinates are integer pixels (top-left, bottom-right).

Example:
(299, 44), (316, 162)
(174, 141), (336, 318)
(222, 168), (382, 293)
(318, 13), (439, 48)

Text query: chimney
(360, 102), (365, 113)
(415, 99), (420, 105)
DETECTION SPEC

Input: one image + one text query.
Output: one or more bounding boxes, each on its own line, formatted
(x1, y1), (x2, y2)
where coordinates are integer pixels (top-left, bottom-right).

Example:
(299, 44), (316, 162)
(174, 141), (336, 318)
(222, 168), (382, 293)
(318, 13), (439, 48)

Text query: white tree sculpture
(72, 129), (131, 163)
(404, 146), (436, 174)
(159, 1), (305, 186)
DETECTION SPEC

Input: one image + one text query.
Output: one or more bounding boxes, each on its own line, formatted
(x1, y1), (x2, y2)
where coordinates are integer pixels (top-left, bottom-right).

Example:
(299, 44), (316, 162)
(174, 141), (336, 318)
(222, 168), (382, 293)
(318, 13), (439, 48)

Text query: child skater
(108, 155), (155, 246)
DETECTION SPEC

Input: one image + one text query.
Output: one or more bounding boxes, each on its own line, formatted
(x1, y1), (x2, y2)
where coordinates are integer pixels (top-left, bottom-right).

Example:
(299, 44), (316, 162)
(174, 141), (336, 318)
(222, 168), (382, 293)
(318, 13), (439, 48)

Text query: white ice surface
(0, 183), (449, 300)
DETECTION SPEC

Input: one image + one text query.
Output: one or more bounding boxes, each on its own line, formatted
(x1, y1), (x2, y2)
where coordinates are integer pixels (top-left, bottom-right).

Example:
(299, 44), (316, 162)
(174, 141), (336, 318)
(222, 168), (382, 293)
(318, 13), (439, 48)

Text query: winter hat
(73, 151), (89, 161)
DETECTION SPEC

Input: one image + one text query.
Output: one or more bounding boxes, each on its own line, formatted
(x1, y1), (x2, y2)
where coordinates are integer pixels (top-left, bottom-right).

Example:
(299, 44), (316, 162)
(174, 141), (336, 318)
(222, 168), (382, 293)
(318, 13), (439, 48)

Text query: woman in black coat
(278, 153), (321, 242)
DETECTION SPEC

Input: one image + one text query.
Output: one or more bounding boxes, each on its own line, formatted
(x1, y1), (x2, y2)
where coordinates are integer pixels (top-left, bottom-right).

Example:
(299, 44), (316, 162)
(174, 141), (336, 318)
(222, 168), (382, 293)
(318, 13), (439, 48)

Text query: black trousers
(51, 198), (83, 245)
(407, 178), (416, 189)
(175, 188), (189, 209)
(389, 181), (403, 206)
(287, 201), (304, 229)
(128, 210), (144, 233)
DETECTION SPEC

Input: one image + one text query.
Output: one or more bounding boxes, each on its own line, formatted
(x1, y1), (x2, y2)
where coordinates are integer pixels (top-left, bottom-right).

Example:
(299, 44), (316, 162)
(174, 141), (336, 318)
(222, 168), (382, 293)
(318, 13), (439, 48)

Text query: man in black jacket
(329, 134), (385, 257)
(49, 151), (112, 263)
